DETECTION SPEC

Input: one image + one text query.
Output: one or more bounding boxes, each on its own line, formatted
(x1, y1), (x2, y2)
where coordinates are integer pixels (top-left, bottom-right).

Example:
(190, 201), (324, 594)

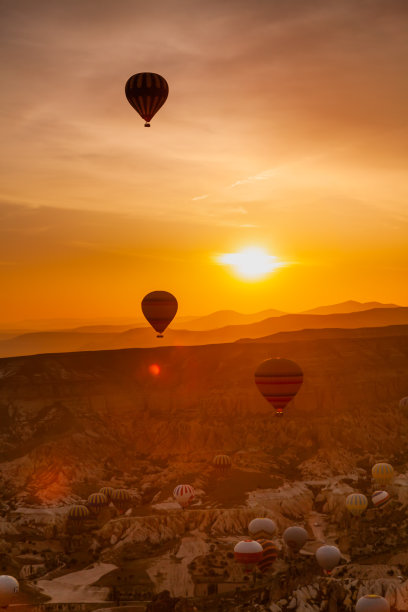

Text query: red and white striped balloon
(173, 484), (195, 508)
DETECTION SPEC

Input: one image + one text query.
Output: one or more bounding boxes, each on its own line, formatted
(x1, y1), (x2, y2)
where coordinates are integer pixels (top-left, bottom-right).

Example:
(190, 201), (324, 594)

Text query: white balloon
(0, 575), (19, 607)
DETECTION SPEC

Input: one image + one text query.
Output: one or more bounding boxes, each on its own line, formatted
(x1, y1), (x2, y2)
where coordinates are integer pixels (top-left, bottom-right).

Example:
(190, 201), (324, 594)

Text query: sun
(217, 247), (285, 280)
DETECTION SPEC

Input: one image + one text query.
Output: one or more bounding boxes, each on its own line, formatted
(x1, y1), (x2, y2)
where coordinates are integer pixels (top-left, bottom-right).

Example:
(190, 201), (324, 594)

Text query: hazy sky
(1, 0), (407, 321)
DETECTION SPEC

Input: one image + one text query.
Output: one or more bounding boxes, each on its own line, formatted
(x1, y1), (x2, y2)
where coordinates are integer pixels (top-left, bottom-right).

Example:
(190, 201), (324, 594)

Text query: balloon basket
(157, 334), (164, 338)
(144, 122), (150, 127)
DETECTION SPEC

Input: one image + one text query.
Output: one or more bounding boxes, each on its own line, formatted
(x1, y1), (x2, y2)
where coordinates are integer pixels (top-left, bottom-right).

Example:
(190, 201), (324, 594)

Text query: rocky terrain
(0, 326), (407, 609)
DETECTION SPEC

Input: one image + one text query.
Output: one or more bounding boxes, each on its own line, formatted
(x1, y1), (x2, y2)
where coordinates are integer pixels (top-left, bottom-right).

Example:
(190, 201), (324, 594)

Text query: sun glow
(217, 247), (285, 280)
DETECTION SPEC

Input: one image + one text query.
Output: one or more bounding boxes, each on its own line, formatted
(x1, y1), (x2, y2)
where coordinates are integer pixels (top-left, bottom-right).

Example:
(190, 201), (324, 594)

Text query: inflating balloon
(315, 545), (341, 574)
(254, 358), (303, 415)
(372, 490), (390, 508)
(345, 493), (368, 517)
(212, 454), (232, 472)
(256, 539), (278, 573)
(372, 462), (394, 485)
(125, 72), (168, 127)
(283, 526), (308, 552)
(141, 291), (178, 338)
(173, 484), (195, 509)
(0, 576), (19, 607)
(234, 540), (263, 573)
(248, 517), (276, 540)
(355, 594), (390, 612)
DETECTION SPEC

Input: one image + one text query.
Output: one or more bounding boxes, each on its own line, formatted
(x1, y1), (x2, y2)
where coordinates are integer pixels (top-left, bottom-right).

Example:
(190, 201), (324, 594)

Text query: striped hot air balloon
(212, 454), (232, 472)
(173, 484), (195, 509)
(68, 505), (90, 522)
(111, 489), (131, 513)
(87, 493), (108, 514)
(372, 462), (394, 485)
(99, 487), (114, 501)
(234, 540), (263, 573)
(345, 493), (368, 517)
(125, 72), (169, 127)
(256, 539), (278, 573)
(141, 291), (178, 338)
(372, 490), (391, 508)
(254, 358), (303, 416)
(355, 594), (390, 612)
(248, 517), (277, 540)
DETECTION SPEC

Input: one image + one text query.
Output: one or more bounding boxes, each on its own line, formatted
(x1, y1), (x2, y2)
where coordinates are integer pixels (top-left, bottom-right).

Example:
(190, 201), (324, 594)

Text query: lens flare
(149, 363), (160, 376)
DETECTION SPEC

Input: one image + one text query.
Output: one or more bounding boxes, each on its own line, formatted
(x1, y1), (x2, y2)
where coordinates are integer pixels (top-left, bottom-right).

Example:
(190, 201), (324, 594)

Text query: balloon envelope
(399, 396), (408, 411)
(345, 493), (368, 516)
(315, 545), (341, 571)
(0, 576), (19, 607)
(234, 540), (263, 571)
(283, 526), (308, 552)
(355, 594), (390, 612)
(254, 358), (303, 415)
(212, 454), (232, 472)
(125, 72), (168, 126)
(248, 517), (277, 540)
(372, 490), (390, 508)
(99, 486), (114, 501)
(256, 539), (278, 573)
(68, 505), (90, 521)
(173, 484), (195, 508)
(372, 462), (394, 485)
(141, 291), (178, 336)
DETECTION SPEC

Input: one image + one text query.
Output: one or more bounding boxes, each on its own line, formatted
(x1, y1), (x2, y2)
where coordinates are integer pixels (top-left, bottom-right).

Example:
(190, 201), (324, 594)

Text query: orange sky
(1, 0), (407, 322)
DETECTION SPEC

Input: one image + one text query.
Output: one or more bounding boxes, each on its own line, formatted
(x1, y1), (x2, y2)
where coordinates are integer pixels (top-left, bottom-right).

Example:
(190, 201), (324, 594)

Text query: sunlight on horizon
(216, 247), (286, 280)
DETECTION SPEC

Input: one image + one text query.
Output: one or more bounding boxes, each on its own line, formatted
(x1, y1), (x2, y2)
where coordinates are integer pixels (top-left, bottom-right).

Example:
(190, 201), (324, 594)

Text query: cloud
(192, 194), (209, 201)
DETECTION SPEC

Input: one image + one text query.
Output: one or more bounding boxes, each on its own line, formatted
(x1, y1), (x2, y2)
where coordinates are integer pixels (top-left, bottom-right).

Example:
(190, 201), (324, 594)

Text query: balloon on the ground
(372, 462), (394, 485)
(283, 526), (308, 552)
(87, 493), (108, 513)
(68, 505), (90, 521)
(346, 493), (368, 516)
(173, 484), (195, 508)
(254, 358), (303, 415)
(99, 486), (114, 501)
(212, 454), (232, 472)
(248, 517), (277, 539)
(355, 594), (390, 612)
(125, 72), (169, 127)
(111, 489), (131, 512)
(141, 291), (178, 337)
(372, 490), (390, 508)
(0, 575), (19, 607)
(234, 540), (263, 572)
(315, 545), (341, 573)
(256, 539), (278, 573)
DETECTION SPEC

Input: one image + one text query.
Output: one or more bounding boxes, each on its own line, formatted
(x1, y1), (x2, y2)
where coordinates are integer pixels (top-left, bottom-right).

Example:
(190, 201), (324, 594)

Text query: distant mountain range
(0, 303), (406, 358)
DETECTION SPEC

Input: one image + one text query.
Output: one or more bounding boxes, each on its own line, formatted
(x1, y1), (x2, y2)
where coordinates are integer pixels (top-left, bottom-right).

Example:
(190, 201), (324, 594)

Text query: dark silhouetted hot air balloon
(345, 493), (368, 517)
(372, 490), (391, 508)
(0, 576), (19, 607)
(256, 539), (278, 573)
(99, 486), (114, 501)
(173, 484), (195, 509)
(87, 493), (108, 514)
(125, 73), (168, 127)
(283, 526), (308, 552)
(355, 594), (390, 612)
(234, 540), (263, 573)
(372, 462), (394, 485)
(141, 291), (178, 338)
(254, 358), (303, 415)
(111, 489), (131, 513)
(212, 454), (232, 472)
(248, 517), (276, 540)
(315, 545), (341, 574)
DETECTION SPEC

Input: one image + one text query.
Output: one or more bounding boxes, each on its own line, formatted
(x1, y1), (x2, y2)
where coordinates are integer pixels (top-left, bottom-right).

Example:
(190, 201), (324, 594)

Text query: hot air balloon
(248, 517), (277, 540)
(99, 486), (114, 501)
(111, 489), (131, 513)
(173, 484), (195, 509)
(141, 291), (178, 338)
(254, 358), (303, 416)
(68, 505), (90, 522)
(345, 493), (368, 517)
(283, 526), (308, 552)
(0, 576), (19, 607)
(372, 463), (394, 486)
(234, 540), (263, 573)
(125, 72), (168, 127)
(399, 397), (408, 411)
(256, 539), (278, 573)
(212, 454), (232, 472)
(315, 545), (341, 574)
(355, 594), (390, 612)
(372, 490), (391, 508)
(87, 493), (108, 514)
